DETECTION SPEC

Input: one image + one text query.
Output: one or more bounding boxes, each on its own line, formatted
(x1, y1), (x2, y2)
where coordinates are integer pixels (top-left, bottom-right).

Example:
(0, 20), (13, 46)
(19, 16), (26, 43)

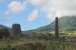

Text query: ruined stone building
(0, 24), (21, 39)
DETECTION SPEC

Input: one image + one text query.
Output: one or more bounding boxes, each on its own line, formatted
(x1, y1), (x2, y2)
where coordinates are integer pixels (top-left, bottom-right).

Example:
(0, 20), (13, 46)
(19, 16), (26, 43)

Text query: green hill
(35, 16), (76, 32)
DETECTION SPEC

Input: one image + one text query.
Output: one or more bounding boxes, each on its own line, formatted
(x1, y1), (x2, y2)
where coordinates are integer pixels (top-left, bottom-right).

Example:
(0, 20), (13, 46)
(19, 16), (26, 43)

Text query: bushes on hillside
(0, 28), (10, 39)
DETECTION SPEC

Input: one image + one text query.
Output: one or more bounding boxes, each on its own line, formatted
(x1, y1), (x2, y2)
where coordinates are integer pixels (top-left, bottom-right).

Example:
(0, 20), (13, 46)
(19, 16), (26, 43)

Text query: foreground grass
(0, 32), (76, 50)
(0, 38), (76, 50)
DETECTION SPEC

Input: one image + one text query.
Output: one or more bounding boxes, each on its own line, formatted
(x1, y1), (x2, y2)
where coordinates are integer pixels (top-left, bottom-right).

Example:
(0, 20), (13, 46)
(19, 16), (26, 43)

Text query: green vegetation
(35, 16), (76, 32)
(0, 32), (75, 50)
(0, 16), (76, 50)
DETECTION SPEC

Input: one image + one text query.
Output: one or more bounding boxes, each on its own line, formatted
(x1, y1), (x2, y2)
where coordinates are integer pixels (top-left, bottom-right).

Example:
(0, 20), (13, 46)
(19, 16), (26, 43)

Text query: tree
(0, 28), (10, 39)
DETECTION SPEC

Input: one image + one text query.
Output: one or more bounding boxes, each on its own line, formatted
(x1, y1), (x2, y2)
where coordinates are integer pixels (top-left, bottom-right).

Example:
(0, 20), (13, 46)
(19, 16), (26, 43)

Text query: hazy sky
(0, 0), (76, 31)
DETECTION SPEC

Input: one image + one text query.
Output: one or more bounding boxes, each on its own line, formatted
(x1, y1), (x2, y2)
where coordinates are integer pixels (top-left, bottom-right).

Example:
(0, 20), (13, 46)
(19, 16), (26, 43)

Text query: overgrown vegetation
(0, 17), (76, 50)
(0, 31), (75, 50)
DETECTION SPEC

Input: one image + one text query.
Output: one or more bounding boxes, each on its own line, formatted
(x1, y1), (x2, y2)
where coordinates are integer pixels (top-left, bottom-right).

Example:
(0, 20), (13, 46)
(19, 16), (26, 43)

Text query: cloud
(5, 0), (76, 23)
(26, 0), (76, 22)
(26, 0), (56, 22)
(26, 10), (38, 22)
(27, 0), (47, 6)
(8, 1), (24, 13)
(55, 0), (76, 16)
(5, 11), (10, 17)
(4, 1), (25, 17)
(46, 0), (76, 17)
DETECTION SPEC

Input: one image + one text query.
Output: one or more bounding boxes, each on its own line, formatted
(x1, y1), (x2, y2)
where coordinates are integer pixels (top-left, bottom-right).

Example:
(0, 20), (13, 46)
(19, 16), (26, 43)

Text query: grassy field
(0, 32), (76, 50)
(0, 39), (76, 50)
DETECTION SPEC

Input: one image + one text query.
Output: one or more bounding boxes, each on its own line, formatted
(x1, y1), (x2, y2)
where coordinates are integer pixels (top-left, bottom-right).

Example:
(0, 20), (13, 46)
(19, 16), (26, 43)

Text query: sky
(0, 0), (76, 31)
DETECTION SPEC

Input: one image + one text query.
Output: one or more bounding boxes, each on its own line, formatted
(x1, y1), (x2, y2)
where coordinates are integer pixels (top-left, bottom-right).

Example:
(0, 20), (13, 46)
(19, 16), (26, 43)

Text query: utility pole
(55, 17), (59, 39)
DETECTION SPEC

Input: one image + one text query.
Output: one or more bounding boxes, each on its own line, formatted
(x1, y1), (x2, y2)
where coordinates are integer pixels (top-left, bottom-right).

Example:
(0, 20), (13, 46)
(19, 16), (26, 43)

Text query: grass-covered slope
(35, 16), (76, 32)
